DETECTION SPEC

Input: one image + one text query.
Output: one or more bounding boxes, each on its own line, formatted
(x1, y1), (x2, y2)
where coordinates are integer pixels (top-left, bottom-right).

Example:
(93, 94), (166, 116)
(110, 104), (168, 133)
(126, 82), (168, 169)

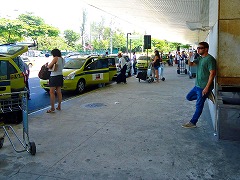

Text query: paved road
(27, 60), (113, 113)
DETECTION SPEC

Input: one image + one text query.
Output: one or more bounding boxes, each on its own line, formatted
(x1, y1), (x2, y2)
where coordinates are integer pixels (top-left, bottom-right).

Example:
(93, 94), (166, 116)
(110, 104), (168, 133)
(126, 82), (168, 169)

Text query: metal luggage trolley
(0, 91), (36, 155)
(177, 59), (188, 75)
(159, 62), (166, 81)
(136, 63), (154, 83)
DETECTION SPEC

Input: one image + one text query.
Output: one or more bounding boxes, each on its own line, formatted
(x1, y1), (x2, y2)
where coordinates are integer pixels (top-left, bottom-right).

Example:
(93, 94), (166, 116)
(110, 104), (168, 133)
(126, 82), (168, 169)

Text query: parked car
(0, 43), (33, 124)
(40, 55), (117, 93)
(108, 54), (132, 77)
(135, 55), (151, 71)
(0, 43), (29, 95)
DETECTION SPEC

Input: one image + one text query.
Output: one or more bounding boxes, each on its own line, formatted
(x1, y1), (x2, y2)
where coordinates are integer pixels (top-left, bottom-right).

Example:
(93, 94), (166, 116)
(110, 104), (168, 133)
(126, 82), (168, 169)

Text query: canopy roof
(85, 0), (215, 44)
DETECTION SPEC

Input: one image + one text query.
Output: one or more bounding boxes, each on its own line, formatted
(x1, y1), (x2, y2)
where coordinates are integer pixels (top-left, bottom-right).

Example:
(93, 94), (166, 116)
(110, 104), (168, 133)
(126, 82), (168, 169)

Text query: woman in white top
(47, 49), (64, 113)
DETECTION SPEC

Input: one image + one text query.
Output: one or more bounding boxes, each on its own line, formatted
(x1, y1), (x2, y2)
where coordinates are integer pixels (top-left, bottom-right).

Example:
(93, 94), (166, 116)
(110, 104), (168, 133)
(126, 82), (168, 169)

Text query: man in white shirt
(117, 53), (127, 84)
(132, 52), (137, 75)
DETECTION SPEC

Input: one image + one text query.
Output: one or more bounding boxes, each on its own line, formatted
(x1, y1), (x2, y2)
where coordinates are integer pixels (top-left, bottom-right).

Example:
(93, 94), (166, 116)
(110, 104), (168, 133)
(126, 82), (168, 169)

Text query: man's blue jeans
(186, 86), (209, 125)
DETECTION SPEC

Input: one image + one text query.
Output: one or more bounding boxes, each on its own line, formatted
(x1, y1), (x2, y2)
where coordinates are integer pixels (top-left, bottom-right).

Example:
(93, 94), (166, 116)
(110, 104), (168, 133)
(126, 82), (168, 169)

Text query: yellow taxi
(135, 55), (152, 71)
(0, 43), (28, 95)
(40, 55), (117, 93)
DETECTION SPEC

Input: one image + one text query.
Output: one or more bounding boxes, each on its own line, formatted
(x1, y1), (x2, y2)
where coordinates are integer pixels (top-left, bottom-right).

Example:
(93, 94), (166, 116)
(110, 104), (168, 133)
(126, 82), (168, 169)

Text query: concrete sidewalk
(1, 66), (240, 180)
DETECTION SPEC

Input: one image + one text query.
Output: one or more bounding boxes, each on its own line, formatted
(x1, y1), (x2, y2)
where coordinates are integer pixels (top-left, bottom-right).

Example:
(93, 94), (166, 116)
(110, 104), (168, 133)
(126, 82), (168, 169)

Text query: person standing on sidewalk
(46, 49), (64, 113)
(116, 53), (127, 84)
(182, 42), (216, 128)
(132, 52), (137, 75)
(152, 50), (161, 83)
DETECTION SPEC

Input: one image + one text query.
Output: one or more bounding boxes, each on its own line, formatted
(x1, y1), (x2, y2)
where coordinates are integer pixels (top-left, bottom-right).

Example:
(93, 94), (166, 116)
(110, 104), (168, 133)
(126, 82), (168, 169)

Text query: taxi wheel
(76, 80), (85, 94)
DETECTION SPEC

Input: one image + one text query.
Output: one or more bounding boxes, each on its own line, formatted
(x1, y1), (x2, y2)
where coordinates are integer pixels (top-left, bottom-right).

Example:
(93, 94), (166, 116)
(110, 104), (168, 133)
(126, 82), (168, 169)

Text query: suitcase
(116, 72), (126, 83)
(136, 71), (147, 80)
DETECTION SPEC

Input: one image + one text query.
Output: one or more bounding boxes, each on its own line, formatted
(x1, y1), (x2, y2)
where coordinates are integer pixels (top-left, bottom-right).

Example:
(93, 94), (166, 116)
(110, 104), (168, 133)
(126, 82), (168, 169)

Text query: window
(13, 56), (24, 71)
(107, 58), (115, 66)
(87, 60), (98, 70)
(86, 59), (108, 70)
(0, 61), (17, 80)
(8, 63), (18, 74)
(64, 58), (86, 69)
(0, 61), (8, 77)
(99, 59), (108, 68)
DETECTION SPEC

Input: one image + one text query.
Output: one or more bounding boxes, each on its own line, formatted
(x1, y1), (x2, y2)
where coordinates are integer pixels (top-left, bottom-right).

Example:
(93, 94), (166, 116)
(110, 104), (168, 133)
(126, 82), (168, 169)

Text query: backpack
(38, 64), (51, 80)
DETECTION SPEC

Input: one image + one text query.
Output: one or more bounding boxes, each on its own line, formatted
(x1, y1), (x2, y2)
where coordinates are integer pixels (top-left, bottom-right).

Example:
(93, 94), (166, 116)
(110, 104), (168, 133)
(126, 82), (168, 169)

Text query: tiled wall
(218, 0), (240, 85)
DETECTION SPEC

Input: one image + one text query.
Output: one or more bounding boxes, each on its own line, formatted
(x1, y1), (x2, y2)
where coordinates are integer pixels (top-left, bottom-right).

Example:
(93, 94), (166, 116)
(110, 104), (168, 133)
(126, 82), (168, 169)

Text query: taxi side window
(0, 60), (8, 76)
(99, 59), (108, 68)
(8, 63), (18, 74)
(87, 60), (98, 70)
(13, 57), (24, 71)
(108, 58), (115, 66)
(85, 58), (94, 67)
(86, 59), (108, 70)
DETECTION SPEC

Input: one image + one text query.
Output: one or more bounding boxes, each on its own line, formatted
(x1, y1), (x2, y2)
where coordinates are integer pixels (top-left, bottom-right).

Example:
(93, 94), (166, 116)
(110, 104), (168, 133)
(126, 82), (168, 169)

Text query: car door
(11, 57), (25, 91)
(84, 57), (109, 85)
(9, 60), (25, 92)
(107, 57), (117, 81)
(0, 60), (11, 96)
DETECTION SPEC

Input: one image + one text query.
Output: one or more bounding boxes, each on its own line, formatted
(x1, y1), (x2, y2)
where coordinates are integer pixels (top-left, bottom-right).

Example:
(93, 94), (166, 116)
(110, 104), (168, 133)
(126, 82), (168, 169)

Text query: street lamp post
(126, 33), (131, 54)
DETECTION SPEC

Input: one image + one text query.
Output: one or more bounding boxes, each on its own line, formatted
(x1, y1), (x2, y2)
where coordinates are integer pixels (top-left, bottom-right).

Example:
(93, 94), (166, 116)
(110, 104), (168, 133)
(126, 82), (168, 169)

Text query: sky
(1, 0), (136, 35)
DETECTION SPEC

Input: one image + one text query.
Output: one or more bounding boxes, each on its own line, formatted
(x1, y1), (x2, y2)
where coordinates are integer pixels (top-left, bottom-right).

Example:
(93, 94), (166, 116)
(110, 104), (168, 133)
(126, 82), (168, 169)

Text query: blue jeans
(186, 86), (209, 125)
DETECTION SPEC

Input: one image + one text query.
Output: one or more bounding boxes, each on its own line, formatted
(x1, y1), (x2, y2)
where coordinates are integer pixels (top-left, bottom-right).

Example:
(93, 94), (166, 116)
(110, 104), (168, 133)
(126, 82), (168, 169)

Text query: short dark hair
(51, 49), (62, 57)
(199, 42), (209, 49)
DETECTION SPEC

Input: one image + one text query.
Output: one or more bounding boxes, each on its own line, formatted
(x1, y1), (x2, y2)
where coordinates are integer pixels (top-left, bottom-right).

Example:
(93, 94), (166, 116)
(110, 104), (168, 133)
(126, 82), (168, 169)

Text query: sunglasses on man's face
(197, 47), (205, 50)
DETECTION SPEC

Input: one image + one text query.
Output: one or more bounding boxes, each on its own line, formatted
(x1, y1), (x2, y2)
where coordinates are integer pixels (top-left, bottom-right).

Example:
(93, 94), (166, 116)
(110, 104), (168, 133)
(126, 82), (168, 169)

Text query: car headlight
(64, 72), (75, 80)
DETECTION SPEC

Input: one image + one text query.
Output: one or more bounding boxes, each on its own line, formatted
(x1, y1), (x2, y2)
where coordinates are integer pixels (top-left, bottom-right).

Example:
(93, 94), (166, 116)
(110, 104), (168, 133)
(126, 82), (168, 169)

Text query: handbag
(38, 64), (51, 80)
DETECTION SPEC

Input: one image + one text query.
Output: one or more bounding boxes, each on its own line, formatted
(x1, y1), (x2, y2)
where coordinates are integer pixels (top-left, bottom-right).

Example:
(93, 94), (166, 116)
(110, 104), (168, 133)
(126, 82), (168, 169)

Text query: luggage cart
(177, 59), (187, 75)
(0, 91), (36, 155)
(136, 63), (154, 83)
(159, 62), (166, 81)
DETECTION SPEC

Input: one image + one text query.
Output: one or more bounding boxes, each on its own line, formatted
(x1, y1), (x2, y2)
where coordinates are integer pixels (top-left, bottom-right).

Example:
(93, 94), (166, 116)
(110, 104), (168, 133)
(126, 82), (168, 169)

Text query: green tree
(0, 18), (26, 43)
(63, 30), (80, 48)
(112, 30), (125, 52)
(37, 36), (69, 51)
(18, 13), (60, 47)
(152, 39), (170, 53)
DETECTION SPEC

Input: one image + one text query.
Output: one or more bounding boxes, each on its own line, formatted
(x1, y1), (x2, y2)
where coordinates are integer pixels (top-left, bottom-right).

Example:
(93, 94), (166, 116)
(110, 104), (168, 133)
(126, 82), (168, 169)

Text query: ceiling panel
(84, 0), (211, 44)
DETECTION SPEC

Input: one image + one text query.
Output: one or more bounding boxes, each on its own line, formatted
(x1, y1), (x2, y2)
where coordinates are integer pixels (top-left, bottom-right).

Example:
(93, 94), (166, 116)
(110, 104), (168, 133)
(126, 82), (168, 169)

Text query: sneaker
(182, 122), (197, 128)
(208, 91), (215, 104)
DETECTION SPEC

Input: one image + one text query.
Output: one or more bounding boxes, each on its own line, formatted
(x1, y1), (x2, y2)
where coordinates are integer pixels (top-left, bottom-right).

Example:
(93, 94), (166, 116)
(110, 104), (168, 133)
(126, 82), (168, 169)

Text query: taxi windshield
(138, 56), (151, 60)
(64, 58), (86, 69)
(0, 44), (24, 55)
